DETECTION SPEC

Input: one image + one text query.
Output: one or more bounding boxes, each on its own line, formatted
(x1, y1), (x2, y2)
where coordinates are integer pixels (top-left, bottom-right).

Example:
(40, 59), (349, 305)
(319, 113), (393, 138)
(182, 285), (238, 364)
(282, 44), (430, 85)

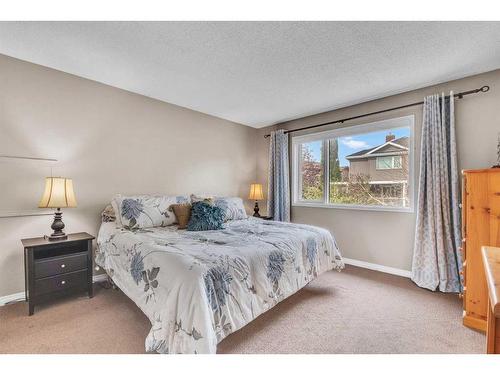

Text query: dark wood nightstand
(21, 232), (95, 316)
(257, 216), (273, 220)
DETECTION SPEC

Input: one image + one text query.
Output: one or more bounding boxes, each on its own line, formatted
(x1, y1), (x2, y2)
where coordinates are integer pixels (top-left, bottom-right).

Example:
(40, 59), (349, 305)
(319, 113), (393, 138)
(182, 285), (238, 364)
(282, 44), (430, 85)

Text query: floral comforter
(96, 217), (343, 354)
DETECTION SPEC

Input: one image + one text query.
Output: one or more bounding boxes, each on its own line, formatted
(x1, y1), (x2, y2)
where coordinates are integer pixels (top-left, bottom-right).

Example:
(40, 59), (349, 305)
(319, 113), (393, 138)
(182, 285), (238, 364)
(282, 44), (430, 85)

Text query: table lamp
(39, 177), (77, 241)
(248, 183), (264, 217)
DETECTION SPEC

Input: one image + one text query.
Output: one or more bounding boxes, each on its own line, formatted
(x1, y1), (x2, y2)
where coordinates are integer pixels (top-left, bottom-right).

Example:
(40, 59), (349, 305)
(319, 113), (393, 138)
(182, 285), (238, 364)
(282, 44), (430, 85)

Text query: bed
(96, 215), (343, 354)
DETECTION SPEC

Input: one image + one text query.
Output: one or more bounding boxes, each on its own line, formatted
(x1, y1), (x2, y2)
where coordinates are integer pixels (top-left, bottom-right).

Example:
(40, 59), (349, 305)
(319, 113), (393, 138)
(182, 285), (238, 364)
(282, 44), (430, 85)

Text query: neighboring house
(344, 134), (409, 206)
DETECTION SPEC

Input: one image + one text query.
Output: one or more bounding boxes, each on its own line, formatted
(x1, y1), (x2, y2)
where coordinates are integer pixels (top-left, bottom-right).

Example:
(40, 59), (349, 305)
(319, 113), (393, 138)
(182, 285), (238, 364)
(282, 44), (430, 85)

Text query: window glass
(393, 156), (402, 168)
(293, 116), (413, 210)
(299, 141), (324, 201)
(376, 156), (394, 169)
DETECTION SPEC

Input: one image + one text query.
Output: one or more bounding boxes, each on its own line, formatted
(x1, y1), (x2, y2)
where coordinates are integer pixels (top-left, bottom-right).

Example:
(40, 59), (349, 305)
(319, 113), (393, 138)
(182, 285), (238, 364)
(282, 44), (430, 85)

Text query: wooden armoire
(462, 168), (500, 332)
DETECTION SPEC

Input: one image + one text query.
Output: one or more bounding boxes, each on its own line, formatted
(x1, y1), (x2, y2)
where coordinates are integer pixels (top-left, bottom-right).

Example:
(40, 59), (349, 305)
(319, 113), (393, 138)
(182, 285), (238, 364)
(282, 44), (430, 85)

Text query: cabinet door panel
(465, 172), (489, 319)
(489, 172), (500, 246)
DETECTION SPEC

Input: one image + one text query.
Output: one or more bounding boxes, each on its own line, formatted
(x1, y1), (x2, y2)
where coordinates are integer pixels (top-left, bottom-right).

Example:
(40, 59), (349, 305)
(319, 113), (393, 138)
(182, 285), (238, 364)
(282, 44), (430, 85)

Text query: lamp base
(49, 208), (67, 241)
(253, 201), (261, 217)
(48, 233), (68, 241)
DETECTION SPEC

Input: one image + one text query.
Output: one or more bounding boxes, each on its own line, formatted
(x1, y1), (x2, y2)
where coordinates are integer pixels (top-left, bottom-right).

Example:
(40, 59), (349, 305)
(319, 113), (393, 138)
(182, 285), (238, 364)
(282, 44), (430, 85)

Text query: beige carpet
(0, 265), (485, 354)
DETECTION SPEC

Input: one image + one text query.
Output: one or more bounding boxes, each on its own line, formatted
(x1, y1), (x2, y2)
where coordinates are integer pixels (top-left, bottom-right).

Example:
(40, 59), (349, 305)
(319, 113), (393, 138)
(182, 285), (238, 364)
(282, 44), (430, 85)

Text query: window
(292, 115), (414, 212)
(298, 140), (324, 201)
(376, 155), (402, 170)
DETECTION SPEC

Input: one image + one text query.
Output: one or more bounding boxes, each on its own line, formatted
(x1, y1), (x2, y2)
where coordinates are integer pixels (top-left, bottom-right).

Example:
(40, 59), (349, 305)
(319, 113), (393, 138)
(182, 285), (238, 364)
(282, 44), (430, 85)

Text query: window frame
(376, 155), (403, 170)
(291, 115), (415, 213)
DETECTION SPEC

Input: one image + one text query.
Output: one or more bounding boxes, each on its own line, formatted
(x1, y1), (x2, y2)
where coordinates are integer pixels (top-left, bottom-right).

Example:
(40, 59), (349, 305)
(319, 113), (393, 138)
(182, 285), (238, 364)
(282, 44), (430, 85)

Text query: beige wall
(0, 54), (257, 297)
(1, 52), (499, 298)
(256, 69), (500, 272)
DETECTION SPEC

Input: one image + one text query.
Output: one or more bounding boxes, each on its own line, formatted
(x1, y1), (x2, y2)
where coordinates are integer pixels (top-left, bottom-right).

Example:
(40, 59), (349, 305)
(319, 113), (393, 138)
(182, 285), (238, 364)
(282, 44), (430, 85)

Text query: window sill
(292, 201), (414, 213)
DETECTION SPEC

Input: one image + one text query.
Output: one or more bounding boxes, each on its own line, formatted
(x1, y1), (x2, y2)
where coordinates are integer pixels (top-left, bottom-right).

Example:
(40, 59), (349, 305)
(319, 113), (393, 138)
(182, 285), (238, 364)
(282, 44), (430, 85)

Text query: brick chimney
(385, 133), (395, 142)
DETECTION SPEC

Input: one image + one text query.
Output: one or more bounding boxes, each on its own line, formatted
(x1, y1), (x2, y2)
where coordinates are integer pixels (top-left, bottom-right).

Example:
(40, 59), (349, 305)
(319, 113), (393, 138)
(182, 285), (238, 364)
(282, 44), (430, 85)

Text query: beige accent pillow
(101, 204), (116, 223)
(170, 203), (192, 229)
(111, 199), (122, 226)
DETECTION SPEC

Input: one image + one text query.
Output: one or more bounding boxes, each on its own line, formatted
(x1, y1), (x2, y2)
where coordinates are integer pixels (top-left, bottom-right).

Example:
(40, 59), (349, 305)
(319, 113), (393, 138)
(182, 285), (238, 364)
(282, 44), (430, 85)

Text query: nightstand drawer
(34, 252), (87, 279)
(35, 270), (88, 296)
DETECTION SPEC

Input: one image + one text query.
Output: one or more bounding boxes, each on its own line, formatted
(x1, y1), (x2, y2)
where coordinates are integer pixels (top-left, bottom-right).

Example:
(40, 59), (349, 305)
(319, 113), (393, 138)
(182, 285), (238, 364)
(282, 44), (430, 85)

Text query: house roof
(346, 137), (409, 159)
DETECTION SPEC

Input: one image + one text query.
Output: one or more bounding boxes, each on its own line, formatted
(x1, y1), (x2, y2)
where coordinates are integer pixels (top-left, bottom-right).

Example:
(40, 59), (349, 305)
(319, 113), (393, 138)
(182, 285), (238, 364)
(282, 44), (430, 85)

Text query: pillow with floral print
(113, 194), (189, 229)
(214, 197), (248, 221)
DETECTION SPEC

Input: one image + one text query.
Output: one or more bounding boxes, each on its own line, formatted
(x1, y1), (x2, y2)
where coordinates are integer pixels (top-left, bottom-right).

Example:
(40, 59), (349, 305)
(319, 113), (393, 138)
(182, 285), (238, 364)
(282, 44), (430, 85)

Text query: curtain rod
(263, 85), (490, 138)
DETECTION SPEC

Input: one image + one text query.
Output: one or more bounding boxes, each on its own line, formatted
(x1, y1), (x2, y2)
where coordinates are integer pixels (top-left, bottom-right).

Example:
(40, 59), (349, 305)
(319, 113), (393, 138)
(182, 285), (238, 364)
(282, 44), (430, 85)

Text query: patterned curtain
(411, 92), (462, 293)
(267, 129), (291, 222)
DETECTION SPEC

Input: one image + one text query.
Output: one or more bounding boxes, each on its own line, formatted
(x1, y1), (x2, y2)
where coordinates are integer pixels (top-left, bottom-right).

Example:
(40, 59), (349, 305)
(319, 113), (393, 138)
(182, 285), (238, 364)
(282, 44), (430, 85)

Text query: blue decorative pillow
(187, 201), (225, 231)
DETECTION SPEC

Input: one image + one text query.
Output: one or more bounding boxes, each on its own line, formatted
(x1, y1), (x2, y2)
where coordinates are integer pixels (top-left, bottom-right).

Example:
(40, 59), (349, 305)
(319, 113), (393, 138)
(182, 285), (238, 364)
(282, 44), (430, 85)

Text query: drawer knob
(61, 264), (66, 268)
(61, 280), (66, 285)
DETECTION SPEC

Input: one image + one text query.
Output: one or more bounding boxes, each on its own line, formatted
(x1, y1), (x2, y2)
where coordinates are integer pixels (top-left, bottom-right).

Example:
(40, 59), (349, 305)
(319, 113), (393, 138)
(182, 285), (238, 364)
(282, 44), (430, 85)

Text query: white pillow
(113, 194), (189, 229)
(190, 193), (215, 204)
(214, 197), (248, 221)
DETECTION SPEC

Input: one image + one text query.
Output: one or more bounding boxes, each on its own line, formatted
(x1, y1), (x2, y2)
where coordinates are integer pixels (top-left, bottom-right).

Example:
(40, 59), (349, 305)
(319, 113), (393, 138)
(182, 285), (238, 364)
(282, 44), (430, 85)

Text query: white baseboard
(343, 257), (412, 278)
(0, 274), (109, 306)
(0, 291), (26, 306)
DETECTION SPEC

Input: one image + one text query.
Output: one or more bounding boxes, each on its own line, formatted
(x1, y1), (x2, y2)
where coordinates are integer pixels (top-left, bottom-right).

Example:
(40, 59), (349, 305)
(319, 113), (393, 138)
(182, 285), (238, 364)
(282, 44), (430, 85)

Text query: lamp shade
(248, 183), (264, 201)
(39, 177), (77, 208)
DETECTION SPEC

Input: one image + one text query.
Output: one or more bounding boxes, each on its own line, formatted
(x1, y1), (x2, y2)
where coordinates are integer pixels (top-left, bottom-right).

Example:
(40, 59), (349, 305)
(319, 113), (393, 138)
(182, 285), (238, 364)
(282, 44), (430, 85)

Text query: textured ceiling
(1, 21), (499, 128)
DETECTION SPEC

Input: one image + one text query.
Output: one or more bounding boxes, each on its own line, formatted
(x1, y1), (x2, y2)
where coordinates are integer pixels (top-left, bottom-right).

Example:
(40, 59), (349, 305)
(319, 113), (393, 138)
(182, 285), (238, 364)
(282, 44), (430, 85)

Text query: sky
(306, 126), (410, 167)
